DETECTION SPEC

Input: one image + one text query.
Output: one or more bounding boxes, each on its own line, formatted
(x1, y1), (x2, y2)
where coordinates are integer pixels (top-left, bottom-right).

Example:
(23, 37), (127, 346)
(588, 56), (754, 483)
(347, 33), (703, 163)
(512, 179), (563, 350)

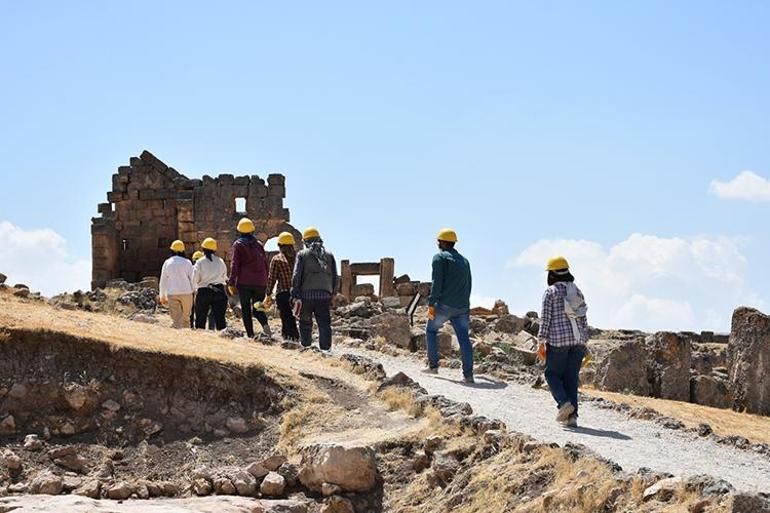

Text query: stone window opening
(235, 197), (247, 215)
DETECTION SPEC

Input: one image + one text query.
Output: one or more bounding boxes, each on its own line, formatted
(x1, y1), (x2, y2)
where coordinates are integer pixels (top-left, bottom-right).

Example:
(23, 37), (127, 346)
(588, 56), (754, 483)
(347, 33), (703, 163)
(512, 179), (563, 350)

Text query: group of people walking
(159, 223), (589, 428)
(158, 218), (337, 349)
(419, 229), (589, 428)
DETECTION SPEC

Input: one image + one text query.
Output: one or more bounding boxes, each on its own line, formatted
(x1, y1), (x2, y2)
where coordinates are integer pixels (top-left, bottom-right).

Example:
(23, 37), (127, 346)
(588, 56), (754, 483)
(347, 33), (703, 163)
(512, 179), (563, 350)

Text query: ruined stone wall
(91, 151), (301, 289)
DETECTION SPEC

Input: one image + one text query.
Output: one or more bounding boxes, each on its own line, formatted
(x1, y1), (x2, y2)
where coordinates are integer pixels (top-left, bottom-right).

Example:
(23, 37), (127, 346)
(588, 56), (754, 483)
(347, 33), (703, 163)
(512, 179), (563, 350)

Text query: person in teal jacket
(422, 228), (474, 383)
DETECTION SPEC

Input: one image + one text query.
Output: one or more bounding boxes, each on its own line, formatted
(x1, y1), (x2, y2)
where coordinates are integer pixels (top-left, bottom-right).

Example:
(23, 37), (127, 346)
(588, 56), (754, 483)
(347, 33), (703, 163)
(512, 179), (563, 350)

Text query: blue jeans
(426, 304), (474, 378)
(544, 344), (585, 417)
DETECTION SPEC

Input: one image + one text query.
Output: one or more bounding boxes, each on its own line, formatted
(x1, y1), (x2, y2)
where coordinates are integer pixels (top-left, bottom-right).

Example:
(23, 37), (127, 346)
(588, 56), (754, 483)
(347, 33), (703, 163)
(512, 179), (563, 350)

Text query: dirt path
(338, 346), (770, 494)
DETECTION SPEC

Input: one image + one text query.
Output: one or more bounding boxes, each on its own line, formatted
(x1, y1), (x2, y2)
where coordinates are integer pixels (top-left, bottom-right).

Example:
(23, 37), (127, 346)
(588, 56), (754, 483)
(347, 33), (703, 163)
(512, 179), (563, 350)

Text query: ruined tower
(90, 150), (301, 289)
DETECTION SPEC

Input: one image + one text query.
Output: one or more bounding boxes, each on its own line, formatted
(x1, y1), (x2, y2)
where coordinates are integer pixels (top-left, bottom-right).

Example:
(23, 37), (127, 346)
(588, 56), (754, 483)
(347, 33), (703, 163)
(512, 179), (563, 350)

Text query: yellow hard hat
(303, 227), (320, 240)
(192, 251), (204, 262)
(201, 237), (218, 251)
(170, 240), (185, 253)
(277, 232), (295, 246)
(546, 256), (570, 272)
(237, 217), (256, 234)
(437, 228), (458, 243)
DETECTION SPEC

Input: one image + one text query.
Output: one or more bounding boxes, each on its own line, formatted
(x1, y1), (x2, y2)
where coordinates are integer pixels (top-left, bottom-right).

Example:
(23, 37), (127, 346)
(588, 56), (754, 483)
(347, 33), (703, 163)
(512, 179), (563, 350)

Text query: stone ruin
(90, 151), (302, 289)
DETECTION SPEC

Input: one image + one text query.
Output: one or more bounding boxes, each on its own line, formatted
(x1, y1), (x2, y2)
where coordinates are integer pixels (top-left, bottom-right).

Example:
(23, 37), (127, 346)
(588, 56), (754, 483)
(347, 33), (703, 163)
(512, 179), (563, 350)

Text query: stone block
(351, 283), (375, 297)
(267, 174), (285, 185)
(268, 185), (286, 198)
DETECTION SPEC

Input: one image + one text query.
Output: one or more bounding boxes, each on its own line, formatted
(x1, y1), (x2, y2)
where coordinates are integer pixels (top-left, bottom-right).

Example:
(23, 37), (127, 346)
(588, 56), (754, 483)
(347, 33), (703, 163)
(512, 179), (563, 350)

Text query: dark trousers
(544, 344), (586, 417)
(299, 297), (332, 350)
(237, 285), (269, 338)
(195, 287), (227, 330)
(276, 291), (299, 341)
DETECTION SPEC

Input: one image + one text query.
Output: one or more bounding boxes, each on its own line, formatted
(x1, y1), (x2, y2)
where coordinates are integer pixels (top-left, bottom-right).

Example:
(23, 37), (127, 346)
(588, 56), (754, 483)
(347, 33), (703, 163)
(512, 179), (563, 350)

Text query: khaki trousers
(167, 294), (193, 329)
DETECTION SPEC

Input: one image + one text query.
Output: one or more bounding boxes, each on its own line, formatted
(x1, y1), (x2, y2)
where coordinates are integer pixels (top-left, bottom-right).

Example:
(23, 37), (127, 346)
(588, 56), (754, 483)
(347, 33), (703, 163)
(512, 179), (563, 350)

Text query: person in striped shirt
(538, 256), (589, 428)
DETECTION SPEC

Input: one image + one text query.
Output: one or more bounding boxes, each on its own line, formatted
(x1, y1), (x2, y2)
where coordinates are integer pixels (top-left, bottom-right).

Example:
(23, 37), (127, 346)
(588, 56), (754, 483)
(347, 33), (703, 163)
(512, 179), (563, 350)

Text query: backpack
(563, 282), (588, 342)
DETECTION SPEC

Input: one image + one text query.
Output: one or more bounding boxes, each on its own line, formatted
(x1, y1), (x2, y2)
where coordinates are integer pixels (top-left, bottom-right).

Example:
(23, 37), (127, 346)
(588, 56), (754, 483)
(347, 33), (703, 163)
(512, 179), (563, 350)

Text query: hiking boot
(556, 402), (575, 422)
(463, 376), (475, 384)
(565, 415), (578, 428)
(421, 367), (438, 375)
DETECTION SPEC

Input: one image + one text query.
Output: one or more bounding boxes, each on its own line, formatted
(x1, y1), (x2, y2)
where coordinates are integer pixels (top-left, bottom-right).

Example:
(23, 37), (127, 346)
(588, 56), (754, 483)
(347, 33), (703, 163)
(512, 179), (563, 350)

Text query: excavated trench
(0, 328), (288, 444)
(0, 328), (292, 490)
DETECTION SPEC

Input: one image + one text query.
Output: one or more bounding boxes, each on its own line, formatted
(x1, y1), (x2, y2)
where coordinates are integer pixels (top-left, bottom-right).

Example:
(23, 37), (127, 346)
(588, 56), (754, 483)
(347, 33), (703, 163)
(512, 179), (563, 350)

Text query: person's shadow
(566, 425), (632, 441)
(434, 375), (508, 390)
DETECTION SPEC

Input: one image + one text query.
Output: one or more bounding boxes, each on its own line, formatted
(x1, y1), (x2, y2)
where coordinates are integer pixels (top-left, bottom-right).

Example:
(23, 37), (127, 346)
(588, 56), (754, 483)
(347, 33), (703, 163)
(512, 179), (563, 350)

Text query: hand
(536, 342), (546, 363)
(263, 295), (273, 308)
(428, 306), (435, 321)
(227, 285), (238, 296)
(159, 297), (168, 306)
(292, 299), (302, 319)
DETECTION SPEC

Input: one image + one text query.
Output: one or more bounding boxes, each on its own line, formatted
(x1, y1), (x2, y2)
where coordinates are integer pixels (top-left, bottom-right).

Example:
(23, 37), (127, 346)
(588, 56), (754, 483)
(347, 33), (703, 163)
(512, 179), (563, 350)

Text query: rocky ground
(1, 275), (769, 512)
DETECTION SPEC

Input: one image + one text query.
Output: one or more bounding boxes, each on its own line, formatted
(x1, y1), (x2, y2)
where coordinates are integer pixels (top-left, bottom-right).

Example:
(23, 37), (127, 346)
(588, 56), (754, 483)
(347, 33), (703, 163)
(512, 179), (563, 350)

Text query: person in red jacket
(227, 217), (273, 339)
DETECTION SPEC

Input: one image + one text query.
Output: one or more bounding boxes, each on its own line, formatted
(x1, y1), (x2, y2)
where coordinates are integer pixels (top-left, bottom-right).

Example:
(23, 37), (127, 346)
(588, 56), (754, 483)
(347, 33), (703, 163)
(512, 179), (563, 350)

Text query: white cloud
(470, 294), (497, 309)
(709, 171), (770, 202)
(0, 221), (90, 296)
(506, 234), (762, 332)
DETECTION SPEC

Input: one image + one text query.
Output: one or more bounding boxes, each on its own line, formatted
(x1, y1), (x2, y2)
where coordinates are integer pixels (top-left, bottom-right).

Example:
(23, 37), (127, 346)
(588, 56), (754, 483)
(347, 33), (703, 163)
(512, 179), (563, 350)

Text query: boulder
(594, 340), (651, 395)
(0, 272), (6, 284)
(0, 414), (16, 435)
(367, 313), (411, 348)
(107, 481), (135, 500)
(2, 450), (22, 471)
(30, 472), (64, 495)
(493, 315), (528, 335)
(262, 454), (288, 472)
(381, 296), (402, 310)
(260, 472), (286, 497)
(643, 476), (682, 502)
(23, 434), (43, 451)
(646, 332), (692, 401)
(731, 493), (770, 513)
(727, 307), (770, 415)
(73, 479), (101, 499)
(299, 443), (378, 493)
(231, 470), (257, 496)
(192, 478), (212, 496)
(246, 461), (270, 479)
(690, 374), (732, 409)
(213, 477), (237, 495)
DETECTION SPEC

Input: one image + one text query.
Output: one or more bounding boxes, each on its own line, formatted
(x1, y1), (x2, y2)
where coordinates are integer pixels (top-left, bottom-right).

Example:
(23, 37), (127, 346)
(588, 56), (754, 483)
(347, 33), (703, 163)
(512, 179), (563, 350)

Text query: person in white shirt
(159, 240), (194, 329)
(192, 237), (229, 330)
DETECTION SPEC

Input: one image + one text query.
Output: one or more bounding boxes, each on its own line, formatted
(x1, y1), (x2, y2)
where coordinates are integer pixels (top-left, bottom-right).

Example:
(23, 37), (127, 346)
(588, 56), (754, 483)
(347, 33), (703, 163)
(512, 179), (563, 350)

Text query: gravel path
(338, 347), (770, 493)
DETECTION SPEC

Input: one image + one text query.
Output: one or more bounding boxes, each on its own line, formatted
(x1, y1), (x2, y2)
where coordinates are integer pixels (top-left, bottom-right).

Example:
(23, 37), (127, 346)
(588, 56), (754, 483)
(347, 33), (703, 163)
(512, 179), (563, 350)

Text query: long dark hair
(204, 249), (215, 261)
(548, 270), (575, 286)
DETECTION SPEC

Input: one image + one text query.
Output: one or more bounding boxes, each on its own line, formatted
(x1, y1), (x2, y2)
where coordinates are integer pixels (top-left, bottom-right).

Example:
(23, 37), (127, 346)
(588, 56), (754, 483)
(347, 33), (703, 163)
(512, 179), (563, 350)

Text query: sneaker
(463, 376), (475, 384)
(421, 367), (438, 375)
(556, 402), (575, 422)
(565, 415), (578, 428)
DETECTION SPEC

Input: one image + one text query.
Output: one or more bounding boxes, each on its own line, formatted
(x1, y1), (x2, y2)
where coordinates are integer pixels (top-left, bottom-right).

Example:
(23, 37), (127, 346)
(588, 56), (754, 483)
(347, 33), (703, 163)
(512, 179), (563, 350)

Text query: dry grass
(585, 387), (770, 444)
(389, 437), (730, 513)
(1, 293), (426, 456)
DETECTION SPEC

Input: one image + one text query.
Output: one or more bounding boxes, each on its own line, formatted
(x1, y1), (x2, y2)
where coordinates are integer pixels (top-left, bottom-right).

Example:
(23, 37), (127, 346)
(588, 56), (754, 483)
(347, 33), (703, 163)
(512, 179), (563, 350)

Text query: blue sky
(1, 1), (768, 331)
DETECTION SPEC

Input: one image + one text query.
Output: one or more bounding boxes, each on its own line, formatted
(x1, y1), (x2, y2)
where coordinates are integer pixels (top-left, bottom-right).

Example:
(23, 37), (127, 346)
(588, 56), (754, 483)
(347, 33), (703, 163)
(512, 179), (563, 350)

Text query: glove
(292, 299), (302, 319)
(536, 342), (546, 363)
(227, 285), (238, 296)
(428, 306), (435, 321)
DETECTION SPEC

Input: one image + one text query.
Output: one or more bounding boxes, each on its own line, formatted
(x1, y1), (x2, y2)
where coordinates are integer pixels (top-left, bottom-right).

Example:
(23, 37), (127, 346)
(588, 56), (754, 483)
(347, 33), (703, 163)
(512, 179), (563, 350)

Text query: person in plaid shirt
(538, 256), (589, 428)
(267, 231), (300, 341)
